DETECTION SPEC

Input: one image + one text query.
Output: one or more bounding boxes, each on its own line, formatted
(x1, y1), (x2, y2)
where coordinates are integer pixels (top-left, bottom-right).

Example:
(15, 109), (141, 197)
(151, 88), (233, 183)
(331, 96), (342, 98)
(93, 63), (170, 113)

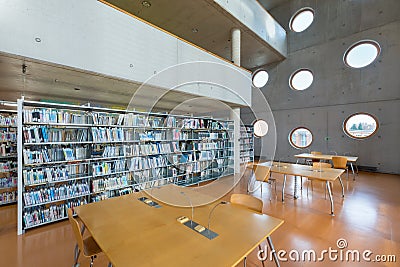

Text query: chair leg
(90, 256), (94, 267)
(243, 256), (247, 267)
(269, 182), (272, 201)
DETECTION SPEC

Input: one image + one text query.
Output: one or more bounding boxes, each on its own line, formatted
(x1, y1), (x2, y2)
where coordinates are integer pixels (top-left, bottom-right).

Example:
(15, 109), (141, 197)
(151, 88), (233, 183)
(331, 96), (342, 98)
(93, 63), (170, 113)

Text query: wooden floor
(1, 170), (399, 266)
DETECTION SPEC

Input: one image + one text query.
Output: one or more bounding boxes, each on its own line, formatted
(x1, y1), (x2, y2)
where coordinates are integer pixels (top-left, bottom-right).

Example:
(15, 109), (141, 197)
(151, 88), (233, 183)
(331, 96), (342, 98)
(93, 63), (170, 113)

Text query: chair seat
(83, 236), (102, 257)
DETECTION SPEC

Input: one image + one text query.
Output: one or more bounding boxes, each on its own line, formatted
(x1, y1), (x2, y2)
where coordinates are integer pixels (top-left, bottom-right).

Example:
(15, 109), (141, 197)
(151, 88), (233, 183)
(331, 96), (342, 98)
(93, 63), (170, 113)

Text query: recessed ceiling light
(141, 1), (151, 8)
(192, 28), (198, 33)
(74, 87), (81, 91)
(35, 37), (41, 43)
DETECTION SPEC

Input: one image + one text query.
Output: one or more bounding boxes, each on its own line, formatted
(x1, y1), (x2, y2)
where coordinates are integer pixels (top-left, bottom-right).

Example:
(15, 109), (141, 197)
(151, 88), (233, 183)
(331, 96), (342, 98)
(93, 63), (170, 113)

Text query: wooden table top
(256, 161), (345, 182)
(294, 153), (358, 162)
(75, 192), (284, 267)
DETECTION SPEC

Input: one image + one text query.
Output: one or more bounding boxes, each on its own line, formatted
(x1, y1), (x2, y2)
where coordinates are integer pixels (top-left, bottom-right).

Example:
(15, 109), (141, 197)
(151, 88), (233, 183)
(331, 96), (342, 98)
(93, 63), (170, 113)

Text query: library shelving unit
(0, 109), (18, 206)
(17, 99), (234, 234)
(239, 125), (254, 164)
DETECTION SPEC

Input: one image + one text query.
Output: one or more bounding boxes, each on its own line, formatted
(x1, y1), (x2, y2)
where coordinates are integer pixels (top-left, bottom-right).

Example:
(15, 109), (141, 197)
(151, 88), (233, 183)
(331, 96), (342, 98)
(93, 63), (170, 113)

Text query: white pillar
(230, 108), (241, 174)
(231, 28), (241, 66)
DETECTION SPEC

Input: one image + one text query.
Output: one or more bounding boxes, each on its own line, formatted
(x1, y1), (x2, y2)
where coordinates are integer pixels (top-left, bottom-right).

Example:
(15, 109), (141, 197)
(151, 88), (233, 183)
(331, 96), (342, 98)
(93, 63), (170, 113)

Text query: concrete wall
(0, 0), (251, 106)
(242, 0), (400, 174)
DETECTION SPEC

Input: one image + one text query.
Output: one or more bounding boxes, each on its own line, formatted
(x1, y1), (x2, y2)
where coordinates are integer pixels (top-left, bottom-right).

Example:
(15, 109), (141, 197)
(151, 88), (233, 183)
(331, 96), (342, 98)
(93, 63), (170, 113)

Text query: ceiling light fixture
(141, 1), (151, 8)
(74, 87), (81, 91)
(192, 28), (199, 33)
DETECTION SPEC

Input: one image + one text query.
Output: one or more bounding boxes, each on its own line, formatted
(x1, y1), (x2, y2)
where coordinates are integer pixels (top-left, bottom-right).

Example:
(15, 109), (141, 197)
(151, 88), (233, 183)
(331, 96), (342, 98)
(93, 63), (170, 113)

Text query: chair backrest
(312, 162), (332, 169)
(332, 156), (347, 169)
(230, 194), (263, 213)
(311, 151), (322, 155)
(252, 165), (271, 182)
(68, 208), (85, 254)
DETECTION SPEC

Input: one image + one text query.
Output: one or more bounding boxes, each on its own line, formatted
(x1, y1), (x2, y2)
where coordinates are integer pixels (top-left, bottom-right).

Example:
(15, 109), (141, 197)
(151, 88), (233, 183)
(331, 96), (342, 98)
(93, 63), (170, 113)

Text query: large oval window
(344, 40), (380, 68)
(289, 69), (314, 90)
(289, 127), (313, 149)
(343, 113), (378, 139)
(290, 8), (314, 32)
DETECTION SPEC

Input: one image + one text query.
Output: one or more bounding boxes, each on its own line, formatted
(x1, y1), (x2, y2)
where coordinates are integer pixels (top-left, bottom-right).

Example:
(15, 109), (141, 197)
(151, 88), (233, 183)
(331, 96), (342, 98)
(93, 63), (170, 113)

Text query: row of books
(0, 131), (16, 142)
(24, 108), (90, 124)
(0, 161), (15, 172)
(0, 144), (16, 157)
(182, 118), (226, 130)
(91, 176), (129, 193)
(23, 164), (89, 186)
(0, 114), (17, 127)
(101, 146), (125, 158)
(23, 146), (89, 164)
(92, 160), (126, 176)
(0, 191), (17, 204)
(128, 156), (168, 171)
(23, 199), (87, 228)
(91, 188), (132, 202)
(0, 177), (17, 188)
(132, 168), (177, 184)
(23, 126), (90, 143)
(23, 183), (90, 206)
(92, 127), (124, 142)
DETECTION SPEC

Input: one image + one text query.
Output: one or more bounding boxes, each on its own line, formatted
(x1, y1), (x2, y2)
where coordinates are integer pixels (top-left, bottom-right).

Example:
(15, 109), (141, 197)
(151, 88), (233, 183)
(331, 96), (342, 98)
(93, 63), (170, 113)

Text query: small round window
(289, 127), (313, 149)
(344, 40), (380, 68)
(290, 8), (314, 32)
(252, 69), (269, 88)
(343, 113), (378, 139)
(253, 120), (269, 137)
(289, 69), (314, 90)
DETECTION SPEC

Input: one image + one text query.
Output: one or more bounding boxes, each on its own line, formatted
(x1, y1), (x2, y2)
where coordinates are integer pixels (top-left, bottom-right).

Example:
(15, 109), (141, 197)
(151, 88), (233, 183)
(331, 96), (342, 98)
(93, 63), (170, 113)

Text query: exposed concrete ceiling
(0, 52), (239, 116)
(102, 0), (286, 69)
(258, 0), (290, 11)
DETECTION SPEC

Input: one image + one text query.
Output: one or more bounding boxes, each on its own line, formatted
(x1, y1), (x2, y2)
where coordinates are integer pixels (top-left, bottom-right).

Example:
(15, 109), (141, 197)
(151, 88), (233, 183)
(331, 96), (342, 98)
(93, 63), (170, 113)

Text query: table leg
(267, 236), (280, 267)
(282, 175), (286, 202)
(338, 176), (344, 198)
(326, 181), (334, 216)
(294, 176), (298, 199)
(350, 163), (356, 181)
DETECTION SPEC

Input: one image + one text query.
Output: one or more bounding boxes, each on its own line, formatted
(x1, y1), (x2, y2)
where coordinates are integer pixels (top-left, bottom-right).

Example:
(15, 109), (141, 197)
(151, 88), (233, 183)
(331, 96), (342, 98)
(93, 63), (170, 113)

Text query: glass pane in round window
(289, 127), (313, 148)
(344, 41), (380, 68)
(290, 8), (314, 32)
(253, 120), (269, 137)
(290, 69), (313, 90)
(252, 70), (269, 88)
(344, 113), (378, 139)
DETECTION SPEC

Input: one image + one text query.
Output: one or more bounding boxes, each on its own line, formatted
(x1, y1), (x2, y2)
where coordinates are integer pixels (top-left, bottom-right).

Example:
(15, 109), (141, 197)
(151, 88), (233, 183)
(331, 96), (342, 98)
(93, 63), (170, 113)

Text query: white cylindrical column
(231, 28), (241, 66)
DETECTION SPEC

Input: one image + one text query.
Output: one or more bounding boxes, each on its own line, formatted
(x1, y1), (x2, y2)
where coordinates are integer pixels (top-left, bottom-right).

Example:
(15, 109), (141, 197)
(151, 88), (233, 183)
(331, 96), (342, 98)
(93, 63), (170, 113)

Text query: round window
(289, 69), (314, 90)
(343, 113), (378, 139)
(252, 70), (269, 88)
(290, 8), (315, 32)
(253, 120), (269, 137)
(344, 40), (380, 68)
(289, 127), (313, 149)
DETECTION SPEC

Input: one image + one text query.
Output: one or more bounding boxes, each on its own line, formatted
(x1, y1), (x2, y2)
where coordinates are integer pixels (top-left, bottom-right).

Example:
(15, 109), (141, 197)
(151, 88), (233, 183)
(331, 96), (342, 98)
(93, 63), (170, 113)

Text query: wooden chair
(230, 193), (263, 213)
(307, 162), (333, 198)
(68, 208), (104, 267)
(332, 156), (349, 180)
(230, 194), (279, 267)
(252, 165), (277, 201)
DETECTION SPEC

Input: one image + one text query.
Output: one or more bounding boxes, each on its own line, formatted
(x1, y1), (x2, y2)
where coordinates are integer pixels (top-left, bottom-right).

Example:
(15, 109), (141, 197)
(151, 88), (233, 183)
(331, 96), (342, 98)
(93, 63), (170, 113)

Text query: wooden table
(74, 191), (284, 267)
(294, 153), (358, 179)
(255, 162), (345, 215)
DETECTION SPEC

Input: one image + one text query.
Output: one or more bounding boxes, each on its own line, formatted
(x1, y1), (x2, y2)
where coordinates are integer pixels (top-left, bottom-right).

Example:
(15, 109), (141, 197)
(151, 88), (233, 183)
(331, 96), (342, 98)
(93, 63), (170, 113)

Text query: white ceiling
(103, 0), (286, 69)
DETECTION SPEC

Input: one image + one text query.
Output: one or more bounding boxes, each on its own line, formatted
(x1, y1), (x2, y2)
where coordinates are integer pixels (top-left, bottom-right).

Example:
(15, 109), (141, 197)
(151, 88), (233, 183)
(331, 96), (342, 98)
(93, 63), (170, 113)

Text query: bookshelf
(240, 125), (254, 164)
(17, 100), (234, 234)
(0, 110), (18, 206)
